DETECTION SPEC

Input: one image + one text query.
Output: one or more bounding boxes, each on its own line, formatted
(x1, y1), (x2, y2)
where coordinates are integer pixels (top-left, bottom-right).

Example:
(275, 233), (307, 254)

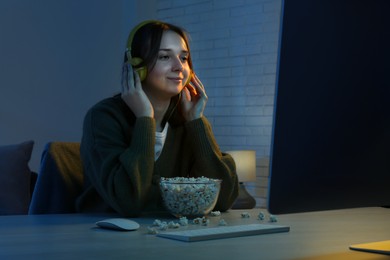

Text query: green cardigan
(76, 94), (239, 217)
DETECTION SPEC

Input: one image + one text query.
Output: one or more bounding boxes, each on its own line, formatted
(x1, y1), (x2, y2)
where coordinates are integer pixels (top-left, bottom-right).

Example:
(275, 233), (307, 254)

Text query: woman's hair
(125, 21), (193, 72)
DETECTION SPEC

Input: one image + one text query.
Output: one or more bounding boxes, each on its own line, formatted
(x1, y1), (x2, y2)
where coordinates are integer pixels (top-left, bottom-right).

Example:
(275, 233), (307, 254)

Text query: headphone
(126, 20), (157, 81)
(125, 20), (192, 85)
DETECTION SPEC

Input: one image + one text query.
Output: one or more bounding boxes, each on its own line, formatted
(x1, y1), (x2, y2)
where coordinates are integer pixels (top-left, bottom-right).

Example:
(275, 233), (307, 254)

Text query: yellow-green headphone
(126, 20), (158, 81)
(126, 20), (192, 85)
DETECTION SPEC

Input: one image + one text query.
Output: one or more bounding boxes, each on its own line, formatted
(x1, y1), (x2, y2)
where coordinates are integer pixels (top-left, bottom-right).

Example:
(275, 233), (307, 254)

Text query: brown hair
(125, 21), (193, 72)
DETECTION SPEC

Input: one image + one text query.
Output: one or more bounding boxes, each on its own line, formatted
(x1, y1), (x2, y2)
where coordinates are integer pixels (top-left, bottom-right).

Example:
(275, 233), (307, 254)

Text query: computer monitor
(268, 0), (390, 214)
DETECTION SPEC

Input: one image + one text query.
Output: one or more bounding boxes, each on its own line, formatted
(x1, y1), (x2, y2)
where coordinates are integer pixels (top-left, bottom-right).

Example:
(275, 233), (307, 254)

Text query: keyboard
(156, 223), (290, 242)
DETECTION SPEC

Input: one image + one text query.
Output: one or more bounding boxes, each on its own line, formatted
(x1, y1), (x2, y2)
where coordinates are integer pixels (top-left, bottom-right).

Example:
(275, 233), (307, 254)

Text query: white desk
(0, 207), (389, 259)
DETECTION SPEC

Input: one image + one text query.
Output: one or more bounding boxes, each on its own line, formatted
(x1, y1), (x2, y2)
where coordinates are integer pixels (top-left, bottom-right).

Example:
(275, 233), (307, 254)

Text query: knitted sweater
(76, 94), (239, 217)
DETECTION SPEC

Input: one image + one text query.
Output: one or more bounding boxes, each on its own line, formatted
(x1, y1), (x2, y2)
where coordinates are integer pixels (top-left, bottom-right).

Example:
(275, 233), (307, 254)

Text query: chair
(28, 142), (83, 214)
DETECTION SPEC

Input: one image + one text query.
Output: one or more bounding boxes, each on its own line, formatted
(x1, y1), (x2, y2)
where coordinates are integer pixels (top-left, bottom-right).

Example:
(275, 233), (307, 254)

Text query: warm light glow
(226, 150), (256, 183)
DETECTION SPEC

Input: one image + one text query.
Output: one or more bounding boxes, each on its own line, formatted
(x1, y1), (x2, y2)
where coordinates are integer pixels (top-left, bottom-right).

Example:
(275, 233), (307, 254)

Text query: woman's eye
(181, 56), (189, 62)
(158, 55), (170, 60)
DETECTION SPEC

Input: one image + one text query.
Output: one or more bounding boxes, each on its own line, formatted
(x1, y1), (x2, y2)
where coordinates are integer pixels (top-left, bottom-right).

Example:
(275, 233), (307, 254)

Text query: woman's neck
(148, 95), (171, 132)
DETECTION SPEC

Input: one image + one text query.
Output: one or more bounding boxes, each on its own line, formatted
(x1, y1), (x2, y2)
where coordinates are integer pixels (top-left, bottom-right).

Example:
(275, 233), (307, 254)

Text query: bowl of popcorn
(159, 177), (222, 218)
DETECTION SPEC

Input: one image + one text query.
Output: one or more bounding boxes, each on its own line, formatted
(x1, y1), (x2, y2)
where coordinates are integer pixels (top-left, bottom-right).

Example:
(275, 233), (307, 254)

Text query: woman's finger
(181, 86), (191, 101)
(121, 64), (128, 93)
(187, 82), (198, 96)
(190, 74), (207, 99)
(127, 63), (135, 90)
(193, 74), (204, 90)
(133, 69), (141, 89)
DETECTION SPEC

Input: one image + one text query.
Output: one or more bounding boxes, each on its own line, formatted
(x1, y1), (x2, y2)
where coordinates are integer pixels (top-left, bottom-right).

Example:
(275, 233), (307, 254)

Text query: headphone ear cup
(136, 66), (147, 81)
(130, 57), (142, 67)
(126, 21), (160, 83)
(130, 57), (147, 81)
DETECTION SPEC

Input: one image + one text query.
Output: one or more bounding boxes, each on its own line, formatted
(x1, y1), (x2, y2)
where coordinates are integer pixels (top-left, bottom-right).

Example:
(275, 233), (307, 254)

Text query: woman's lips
(167, 77), (183, 82)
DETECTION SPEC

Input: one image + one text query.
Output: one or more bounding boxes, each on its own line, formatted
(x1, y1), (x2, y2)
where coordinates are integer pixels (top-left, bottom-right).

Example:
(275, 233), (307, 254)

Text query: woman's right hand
(121, 63), (154, 118)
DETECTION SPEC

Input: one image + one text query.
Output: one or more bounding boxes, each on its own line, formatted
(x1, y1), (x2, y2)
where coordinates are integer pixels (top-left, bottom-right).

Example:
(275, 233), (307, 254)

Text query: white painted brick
(215, 76), (248, 88)
(217, 136), (246, 145)
(214, 1), (246, 9)
(157, 0), (283, 208)
(199, 10), (231, 24)
(214, 116), (246, 126)
(158, 7), (185, 18)
(263, 63), (277, 74)
(214, 56), (246, 68)
(247, 135), (272, 146)
(230, 126), (253, 135)
(264, 84), (276, 95)
(183, 1), (213, 13)
(198, 48), (229, 60)
(214, 37), (246, 48)
(264, 1), (282, 12)
(156, 0), (172, 9)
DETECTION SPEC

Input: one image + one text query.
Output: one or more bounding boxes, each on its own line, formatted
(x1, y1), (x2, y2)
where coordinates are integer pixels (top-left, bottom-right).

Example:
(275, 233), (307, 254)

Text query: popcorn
(218, 219), (227, 226)
(158, 222), (168, 231)
(168, 221), (180, 229)
(241, 212), (250, 218)
(153, 219), (163, 226)
(152, 219), (168, 230)
(257, 212), (265, 221)
(201, 217), (209, 226)
(147, 226), (158, 234)
(148, 212), (278, 237)
(192, 217), (202, 225)
(269, 215), (278, 223)
(149, 219), (183, 233)
(210, 211), (221, 216)
(160, 177), (221, 217)
(192, 216), (209, 226)
(179, 217), (188, 226)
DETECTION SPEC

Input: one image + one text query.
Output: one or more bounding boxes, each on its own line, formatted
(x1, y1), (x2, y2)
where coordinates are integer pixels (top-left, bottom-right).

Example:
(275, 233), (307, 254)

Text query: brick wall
(156, 0), (282, 208)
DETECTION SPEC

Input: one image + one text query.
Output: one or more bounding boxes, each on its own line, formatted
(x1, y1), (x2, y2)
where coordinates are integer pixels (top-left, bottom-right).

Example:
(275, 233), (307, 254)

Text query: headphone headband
(126, 20), (160, 57)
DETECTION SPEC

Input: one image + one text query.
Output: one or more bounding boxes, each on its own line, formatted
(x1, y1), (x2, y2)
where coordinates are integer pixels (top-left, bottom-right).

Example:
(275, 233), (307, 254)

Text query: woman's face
(143, 30), (191, 100)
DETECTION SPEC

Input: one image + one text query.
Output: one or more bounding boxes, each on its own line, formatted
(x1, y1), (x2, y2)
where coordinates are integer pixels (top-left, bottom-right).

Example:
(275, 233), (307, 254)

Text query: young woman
(76, 20), (238, 217)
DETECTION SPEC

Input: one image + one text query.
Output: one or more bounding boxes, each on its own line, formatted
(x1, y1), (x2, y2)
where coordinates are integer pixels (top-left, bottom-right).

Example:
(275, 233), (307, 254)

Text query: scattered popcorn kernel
(157, 222), (168, 230)
(153, 219), (162, 226)
(218, 219), (227, 226)
(210, 211), (221, 216)
(179, 217), (188, 226)
(192, 217), (202, 225)
(257, 212), (265, 221)
(201, 217), (209, 226)
(168, 221), (180, 229)
(147, 226), (158, 234)
(269, 215), (278, 222)
(241, 212), (250, 218)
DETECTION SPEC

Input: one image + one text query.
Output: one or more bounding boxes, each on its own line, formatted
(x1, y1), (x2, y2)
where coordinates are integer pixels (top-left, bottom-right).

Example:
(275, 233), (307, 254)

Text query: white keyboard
(156, 223), (290, 242)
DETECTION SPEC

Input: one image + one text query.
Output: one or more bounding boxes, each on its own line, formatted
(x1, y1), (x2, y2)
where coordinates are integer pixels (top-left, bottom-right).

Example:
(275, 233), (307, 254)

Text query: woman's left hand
(180, 73), (208, 121)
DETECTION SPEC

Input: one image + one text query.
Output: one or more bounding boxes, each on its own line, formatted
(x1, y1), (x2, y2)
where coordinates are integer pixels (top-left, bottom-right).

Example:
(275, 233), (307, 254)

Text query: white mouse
(96, 218), (140, 231)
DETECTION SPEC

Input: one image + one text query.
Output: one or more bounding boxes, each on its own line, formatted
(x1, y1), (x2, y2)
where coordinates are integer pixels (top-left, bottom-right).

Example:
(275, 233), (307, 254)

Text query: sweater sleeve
(185, 117), (239, 211)
(80, 101), (156, 217)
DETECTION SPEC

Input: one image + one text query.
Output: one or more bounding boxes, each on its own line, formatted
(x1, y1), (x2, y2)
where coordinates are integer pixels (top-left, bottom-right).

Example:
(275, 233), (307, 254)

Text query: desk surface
(0, 207), (389, 260)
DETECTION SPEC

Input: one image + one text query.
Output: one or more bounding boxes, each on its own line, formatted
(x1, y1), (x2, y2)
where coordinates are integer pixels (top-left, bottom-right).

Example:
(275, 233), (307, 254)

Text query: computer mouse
(96, 218), (140, 231)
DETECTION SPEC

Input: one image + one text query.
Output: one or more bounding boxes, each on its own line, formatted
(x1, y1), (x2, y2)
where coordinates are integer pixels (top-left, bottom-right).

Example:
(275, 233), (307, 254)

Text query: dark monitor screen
(268, 0), (390, 214)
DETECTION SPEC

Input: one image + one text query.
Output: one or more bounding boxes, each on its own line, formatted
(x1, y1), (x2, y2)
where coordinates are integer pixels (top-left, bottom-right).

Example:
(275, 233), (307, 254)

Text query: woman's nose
(172, 57), (184, 71)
